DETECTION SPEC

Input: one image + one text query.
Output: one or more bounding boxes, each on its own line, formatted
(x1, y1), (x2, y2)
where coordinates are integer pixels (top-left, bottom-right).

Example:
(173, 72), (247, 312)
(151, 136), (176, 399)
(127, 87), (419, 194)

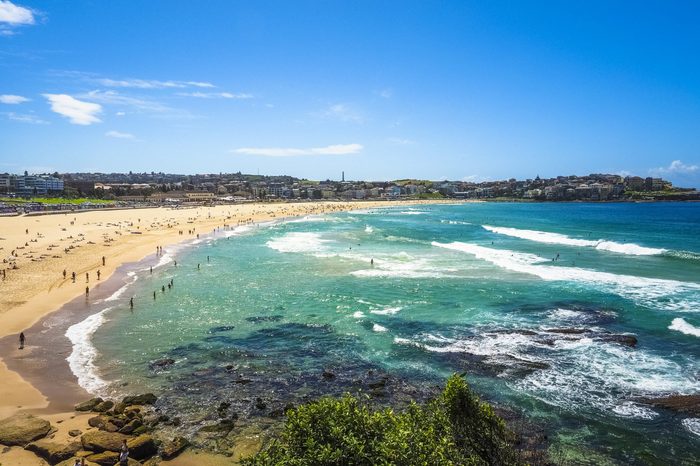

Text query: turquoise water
(84, 203), (699, 463)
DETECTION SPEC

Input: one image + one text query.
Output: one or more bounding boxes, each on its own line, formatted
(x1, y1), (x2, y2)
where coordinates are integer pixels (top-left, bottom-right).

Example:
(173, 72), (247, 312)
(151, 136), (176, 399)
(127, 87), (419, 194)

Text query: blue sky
(1, 1), (699, 186)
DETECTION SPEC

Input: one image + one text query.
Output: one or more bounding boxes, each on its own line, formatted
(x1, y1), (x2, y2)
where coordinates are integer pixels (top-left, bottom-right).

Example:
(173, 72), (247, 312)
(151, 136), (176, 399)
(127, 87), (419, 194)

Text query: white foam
(352, 311), (365, 318)
(432, 241), (700, 311)
(107, 270), (141, 300)
(266, 232), (330, 253)
(440, 220), (472, 225)
(364, 225), (374, 233)
(373, 324), (388, 332)
(65, 307), (112, 394)
(223, 224), (254, 237)
(612, 402), (658, 419)
(400, 211), (427, 215)
(682, 418), (700, 437)
(395, 325), (699, 420)
(669, 318), (700, 337)
(482, 225), (666, 256)
(370, 306), (403, 315)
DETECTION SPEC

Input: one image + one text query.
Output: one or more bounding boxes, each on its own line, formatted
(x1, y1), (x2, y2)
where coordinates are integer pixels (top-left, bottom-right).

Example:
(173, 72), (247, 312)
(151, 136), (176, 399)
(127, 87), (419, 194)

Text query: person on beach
(63, 269), (67, 279)
(72, 271), (76, 282)
(97, 269), (101, 280)
(150, 266), (153, 274)
(72, 459), (80, 466)
(85, 286), (89, 296)
(119, 439), (129, 465)
(130, 297), (134, 309)
(154, 291), (156, 300)
(86, 272), (89, 282)
(102, 256), (106, 266)
(162, 285), (165, 293)
(19, 332), (25, 349)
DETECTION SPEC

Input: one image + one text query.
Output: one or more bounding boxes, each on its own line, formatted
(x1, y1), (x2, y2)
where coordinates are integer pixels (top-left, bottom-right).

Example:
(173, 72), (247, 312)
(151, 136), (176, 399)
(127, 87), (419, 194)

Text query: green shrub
(244, 374), (520, 465)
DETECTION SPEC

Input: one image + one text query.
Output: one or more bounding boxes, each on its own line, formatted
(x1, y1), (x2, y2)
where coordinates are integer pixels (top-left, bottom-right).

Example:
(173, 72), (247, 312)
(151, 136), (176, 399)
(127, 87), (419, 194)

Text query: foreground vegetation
(245, 374), (522, 465)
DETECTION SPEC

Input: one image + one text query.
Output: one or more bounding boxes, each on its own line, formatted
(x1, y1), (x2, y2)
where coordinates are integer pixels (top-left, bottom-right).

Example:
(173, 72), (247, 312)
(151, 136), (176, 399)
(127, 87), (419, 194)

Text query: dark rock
(127, 434), (158, 460)
(81, 430), (130, 452)
(75, 397), (104, 412)
(322, 370), (336, 380)
(119, 419), (143, 434)
(208, 325), (235, 333)
(151, 358), (175, 368)
(86, 451), (142, 466)
(88, 416), (108, 429)
(233, 378), (253, 384)
(133, 425), (149, 436)
(112, 402), (127, 414)
(93, 400), (114, 412)
(0, 412), (52, 446)
(255, 397), (267, 410)
(543, 328), (589, 334)
(25, 440), (81, 463)
(121, 393), (157, 405)
(161, 436), (189, 460)
(600, 334), (638, 347)
(68, 429), (82, 437)
(368, 377), (388, 389)
(199, 419), (235, 433)
(636, 394), (700, 416)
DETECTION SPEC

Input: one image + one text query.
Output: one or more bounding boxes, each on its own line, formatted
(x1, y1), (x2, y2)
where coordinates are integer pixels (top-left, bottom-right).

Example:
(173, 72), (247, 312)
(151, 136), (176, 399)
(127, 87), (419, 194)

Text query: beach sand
(0, 199), (453, 464)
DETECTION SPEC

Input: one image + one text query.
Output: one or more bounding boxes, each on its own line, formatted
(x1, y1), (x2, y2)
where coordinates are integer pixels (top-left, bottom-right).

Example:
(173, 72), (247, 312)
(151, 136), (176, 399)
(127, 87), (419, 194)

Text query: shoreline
(0, 199), (457, 421)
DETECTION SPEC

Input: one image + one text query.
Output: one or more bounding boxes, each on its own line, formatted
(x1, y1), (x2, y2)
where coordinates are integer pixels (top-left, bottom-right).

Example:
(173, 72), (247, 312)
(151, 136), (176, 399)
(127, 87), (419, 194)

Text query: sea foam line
(482, 225), (666, 256)
(669, 318), (700, 337)
(432, 241), (700, 310)
(65, 307), (112, 394)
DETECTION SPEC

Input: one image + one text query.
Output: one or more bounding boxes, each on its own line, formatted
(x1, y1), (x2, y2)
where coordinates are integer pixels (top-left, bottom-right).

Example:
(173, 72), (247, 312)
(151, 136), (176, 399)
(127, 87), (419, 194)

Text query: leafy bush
(244, 374), (520, 465)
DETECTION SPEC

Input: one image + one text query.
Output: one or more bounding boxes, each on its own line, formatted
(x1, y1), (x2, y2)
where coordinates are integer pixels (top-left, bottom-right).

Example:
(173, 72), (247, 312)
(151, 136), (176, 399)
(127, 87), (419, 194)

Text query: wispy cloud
(43, 94), (102, 125)
(97, 78), (214, 89)
(232, 143), (363, 157)
(650, 160), (698, 176)
(4, 111), (48, 124)
(387, 137), (415, 145)
(81, 90), (169, 113)
(377, 88), (393, 99)
(105, 130), (135, 139)
(321, 103), (363, 123)
(0, 1), (34, 33)
(177, 91), (253, 99)
(0, 94), (29, 104)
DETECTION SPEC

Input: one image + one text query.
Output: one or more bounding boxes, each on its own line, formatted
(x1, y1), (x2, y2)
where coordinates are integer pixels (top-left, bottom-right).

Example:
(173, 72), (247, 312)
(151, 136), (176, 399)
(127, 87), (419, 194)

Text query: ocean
(68, 202), (700, 464)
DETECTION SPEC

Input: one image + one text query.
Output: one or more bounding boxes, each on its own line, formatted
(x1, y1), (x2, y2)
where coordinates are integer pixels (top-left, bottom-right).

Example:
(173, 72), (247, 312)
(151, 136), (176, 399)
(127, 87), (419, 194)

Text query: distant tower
(342, 171), (345, 182)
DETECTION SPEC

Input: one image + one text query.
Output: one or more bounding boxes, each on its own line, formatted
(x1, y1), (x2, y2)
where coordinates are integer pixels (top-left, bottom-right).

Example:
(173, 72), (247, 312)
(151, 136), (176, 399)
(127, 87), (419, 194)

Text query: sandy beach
(0, 199), (452, 465)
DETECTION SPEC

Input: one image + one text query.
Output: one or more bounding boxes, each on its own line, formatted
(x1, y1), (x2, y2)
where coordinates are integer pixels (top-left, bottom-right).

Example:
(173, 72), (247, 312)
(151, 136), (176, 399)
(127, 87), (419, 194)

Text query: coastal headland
(0, 199), (458, 465)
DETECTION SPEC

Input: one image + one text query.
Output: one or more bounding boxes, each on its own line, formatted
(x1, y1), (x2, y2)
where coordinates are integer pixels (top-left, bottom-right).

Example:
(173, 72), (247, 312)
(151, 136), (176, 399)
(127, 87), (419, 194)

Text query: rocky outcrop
(93, 400), (115, 412)
(127, 434), (158, 460)
(121, 394), (157, 406)
(81, 430), (130, 452)
(56, 459), (99, 466)
(0, 412), (52, 446)
(75, 397), (104, 412)
(161, 436), (189, 460)
(25, 439), (81, 463)
(636, 394), (700, 416)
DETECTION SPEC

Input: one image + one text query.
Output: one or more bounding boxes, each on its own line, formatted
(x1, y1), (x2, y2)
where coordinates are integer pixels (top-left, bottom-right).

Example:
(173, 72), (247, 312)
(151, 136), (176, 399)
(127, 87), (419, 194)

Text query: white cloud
(43, 94), (102, 125)
(105, 130), (135, 139)
(377, 88), (393, 98)
(81, 90), (169, 112)
(0, 94), (29, 104)
(232, 143), (363, 157)
(115, 111), (126, 116)
(177, 91), (253, 99)
(97, 78), (214, 89)
(650, 160), (699, 176)
(0, 1), (34, 25)
(4, 111), (47, 124)
(321, 103), (363, 123)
